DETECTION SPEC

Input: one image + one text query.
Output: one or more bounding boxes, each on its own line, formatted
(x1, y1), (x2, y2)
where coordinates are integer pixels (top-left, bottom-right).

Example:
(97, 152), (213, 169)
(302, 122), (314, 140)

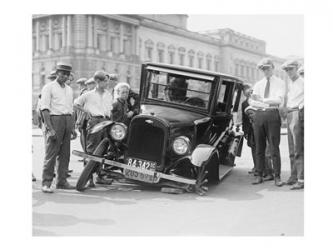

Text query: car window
(217, 82), (227, 112)
(147, 71), (212, 110)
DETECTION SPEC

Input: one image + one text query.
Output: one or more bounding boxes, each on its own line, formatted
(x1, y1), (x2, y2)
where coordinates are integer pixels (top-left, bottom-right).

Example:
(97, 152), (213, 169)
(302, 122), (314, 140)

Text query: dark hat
(85, 77), (96, 85)
(76, 77), (88, 85)
(257, 58), (274, 69)
(93, 71), (106, 81)
(56, 62), (72, 72)
(47, 70), (57, 80)
(281, 59), (300, 70)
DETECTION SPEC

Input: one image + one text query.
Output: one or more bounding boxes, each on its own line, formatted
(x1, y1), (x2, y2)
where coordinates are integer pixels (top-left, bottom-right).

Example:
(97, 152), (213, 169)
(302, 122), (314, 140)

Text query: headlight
(110, 123), (127, 141)
(172, 136), (190, 155)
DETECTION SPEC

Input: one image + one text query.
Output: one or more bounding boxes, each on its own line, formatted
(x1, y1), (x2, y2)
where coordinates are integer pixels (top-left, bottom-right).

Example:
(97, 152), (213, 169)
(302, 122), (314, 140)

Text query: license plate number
(126, 158), (157, 171)
(124, 169), (158, 183)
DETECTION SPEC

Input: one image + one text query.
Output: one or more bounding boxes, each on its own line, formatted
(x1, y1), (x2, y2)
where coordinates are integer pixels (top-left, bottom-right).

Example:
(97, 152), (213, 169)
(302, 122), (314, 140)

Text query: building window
(179, 54), (185, 66)
(188, 56), (194, 67)
(123, 39), (131, 55)
(44, 34), (49, 51)
(158, 50), (164, 63)
(146, 47), (153, 61)
(169, 52), (174, 64)
(198, 58), (203, 69)
(215, 61), (219, 72)
(235, 64), (239, 76)
(97, 34), (107, 51)
(240, 65), (244, 76)
(206, 59), (211, 70)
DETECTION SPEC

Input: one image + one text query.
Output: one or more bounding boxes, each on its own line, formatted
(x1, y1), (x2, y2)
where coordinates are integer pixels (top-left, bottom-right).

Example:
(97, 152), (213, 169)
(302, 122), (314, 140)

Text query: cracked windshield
(147, 71), (212, 110)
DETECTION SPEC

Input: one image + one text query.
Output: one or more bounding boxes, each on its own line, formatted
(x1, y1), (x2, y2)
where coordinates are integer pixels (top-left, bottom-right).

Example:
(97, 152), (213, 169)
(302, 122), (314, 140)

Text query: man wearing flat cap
(247, 58), (285, 186)
(40, 62), (77, 193)
(74, 71), (114, 185)
(282, 59), (304, 190)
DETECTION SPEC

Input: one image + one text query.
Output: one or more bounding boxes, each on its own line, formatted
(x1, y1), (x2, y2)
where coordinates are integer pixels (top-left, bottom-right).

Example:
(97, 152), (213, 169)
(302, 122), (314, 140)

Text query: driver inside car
(164, 76), (188, 102)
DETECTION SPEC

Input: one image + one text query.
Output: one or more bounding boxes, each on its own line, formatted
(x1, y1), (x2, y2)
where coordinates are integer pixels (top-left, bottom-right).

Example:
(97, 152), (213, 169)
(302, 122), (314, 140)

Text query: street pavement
(32, 128), (303, 236)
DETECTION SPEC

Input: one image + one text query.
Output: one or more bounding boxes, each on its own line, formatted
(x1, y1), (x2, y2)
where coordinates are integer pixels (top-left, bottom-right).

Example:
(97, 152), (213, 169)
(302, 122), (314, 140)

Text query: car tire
(205, 150), (220, 184)
(76, 138), (110, 191)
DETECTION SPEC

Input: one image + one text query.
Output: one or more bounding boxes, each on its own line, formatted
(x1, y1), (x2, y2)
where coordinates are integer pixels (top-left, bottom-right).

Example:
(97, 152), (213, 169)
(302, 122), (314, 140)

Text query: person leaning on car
(112, 82), (134, 125)
(281, 59), (304, 190)
(74, 71), (113, 155)
(39, 62), (77, 193)
(247, 58), (285, 187)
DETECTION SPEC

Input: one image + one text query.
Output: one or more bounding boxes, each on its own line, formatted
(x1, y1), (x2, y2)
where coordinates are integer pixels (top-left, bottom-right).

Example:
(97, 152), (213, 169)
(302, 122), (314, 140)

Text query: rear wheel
(76, 138), (110, 191)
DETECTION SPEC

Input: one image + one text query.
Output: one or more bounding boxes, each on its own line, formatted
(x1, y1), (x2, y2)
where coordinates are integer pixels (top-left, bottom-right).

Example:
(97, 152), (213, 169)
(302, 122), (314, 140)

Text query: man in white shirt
(248, 58), (285, 186)
(282, 60), (304, 190)
(74, 71), (114, 185)
(40, 63), (77, 193)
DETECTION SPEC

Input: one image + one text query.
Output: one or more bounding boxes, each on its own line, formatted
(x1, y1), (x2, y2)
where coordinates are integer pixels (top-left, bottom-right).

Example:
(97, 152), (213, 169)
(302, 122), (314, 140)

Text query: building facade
(32, 14), (291, 108)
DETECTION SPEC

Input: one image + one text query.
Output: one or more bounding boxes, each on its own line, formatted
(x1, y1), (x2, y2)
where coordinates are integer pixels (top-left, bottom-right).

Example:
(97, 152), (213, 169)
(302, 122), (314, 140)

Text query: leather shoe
(263, 175), (274, 181)
(42, 185), (53, 193)
(286, 178), (297, 185)
(274, 177), (284, 187)
(290, 182), (304, 190)
(56, 182), (75, 190)
(252, 176), (263, 185)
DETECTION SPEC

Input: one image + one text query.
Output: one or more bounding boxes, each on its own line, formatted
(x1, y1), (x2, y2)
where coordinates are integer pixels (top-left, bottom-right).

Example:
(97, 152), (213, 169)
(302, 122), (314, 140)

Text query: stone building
(32, 14), (290, 108)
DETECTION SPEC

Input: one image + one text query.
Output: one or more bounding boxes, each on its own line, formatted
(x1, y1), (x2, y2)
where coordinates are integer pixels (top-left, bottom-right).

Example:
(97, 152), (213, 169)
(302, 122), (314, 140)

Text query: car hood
(140, 104), (207, 127)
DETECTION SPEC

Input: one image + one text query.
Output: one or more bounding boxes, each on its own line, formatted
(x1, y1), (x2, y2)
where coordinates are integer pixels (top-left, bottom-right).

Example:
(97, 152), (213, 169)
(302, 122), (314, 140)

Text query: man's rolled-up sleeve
(40, 84), (51, 111)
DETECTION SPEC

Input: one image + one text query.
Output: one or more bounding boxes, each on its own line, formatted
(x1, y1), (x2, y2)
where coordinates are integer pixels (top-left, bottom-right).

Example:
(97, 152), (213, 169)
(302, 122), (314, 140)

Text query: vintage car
(73, 62), (244, 195)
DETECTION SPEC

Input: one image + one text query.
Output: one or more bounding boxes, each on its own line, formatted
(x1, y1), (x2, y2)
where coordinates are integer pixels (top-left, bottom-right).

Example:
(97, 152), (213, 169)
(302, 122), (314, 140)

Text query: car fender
(190, 144), (217, 167)
(90, 120), (114, 134)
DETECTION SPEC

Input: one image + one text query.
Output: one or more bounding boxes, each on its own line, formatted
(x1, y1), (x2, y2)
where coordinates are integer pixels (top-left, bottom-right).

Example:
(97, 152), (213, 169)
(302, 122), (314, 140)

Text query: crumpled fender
(190, 144), (216, 167)
(90, 120), (114, 134)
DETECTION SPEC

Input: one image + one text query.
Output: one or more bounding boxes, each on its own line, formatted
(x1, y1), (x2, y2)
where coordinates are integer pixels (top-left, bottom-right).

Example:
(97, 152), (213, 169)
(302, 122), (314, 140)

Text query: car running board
(219, 165), (233, 181)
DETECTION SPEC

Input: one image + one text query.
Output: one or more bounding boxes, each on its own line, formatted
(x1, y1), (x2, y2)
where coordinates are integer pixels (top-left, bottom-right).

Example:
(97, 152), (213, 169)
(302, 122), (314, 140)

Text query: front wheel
(76, 138), (110, 191)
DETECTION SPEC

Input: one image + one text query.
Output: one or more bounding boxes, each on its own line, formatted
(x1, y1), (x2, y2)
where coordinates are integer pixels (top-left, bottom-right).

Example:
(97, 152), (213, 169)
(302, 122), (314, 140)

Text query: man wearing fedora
(282, 59), (304, 190)
(40, 62), (77, 193)
(248, 58), (285, 187)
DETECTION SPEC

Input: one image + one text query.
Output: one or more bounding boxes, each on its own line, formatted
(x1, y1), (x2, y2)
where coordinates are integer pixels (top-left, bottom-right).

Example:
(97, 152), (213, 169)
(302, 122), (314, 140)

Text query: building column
(87, 15), (93, 47)
(119, 23), (124, 53)
(93, 16), (98, 48)
(131, 25), (137, 56)
(67, 15), (72, 47)
(35, 20), (40, 52)
(62, 16), (66, 48)
(48, 18), (53, 51)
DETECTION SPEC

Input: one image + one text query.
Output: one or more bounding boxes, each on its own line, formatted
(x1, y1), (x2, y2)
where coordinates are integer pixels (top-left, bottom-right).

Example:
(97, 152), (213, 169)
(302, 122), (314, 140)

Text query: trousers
(253, 110), (281, 177)
(287, 108), (304, 181)
(42, 115), (73, 186)
(85, 117), (107, 154)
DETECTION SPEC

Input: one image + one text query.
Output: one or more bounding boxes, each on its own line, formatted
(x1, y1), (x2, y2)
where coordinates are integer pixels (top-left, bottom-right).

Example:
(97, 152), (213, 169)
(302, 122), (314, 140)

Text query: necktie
(264, 77), (270, 98)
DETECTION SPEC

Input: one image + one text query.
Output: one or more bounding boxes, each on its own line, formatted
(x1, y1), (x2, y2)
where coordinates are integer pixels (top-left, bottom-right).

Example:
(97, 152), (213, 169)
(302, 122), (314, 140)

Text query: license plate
(126, 158), (157, 171)
(124, 169), (158, 183)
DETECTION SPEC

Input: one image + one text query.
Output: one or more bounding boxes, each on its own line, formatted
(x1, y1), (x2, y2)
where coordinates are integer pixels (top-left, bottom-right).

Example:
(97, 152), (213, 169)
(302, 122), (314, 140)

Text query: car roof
(143, 62), (244, 85)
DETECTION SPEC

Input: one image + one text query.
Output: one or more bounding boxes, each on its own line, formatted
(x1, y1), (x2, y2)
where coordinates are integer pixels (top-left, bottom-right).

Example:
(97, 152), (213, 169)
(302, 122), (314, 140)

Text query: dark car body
(74, 62), (244, 195)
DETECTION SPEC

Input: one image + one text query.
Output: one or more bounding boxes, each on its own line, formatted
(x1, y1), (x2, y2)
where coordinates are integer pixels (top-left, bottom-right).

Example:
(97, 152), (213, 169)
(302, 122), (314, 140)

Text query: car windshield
(146, 70), (213, 110)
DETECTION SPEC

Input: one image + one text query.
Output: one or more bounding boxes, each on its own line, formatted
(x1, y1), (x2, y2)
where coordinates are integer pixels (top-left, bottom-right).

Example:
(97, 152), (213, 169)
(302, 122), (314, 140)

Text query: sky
(187, 15), (304, 59)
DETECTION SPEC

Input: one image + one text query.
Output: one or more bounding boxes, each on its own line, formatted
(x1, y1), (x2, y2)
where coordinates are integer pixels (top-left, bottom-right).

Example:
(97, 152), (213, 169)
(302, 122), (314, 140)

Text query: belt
(287, 107), (303, 113)
(256, 108), (278, 112)
(50, 114), (72, 116)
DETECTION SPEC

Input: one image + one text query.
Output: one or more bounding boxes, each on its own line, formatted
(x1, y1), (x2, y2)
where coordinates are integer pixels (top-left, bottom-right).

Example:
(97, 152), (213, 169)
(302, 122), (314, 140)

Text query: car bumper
(72, 150), (197, 185)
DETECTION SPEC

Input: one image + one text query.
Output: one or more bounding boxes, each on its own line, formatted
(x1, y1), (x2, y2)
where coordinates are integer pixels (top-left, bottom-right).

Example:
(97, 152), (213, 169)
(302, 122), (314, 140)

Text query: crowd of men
(35, 63), (138, 193)
(34, 57), (304, 193)
(242, 58), (304, 190)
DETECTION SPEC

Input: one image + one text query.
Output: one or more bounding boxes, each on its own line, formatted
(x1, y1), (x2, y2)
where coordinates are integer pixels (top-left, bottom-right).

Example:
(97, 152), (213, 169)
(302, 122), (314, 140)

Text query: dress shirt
(249, 75), (285, 109)
(40, 80), (74, 115)
(74, 88), (113, 117)
(287, 76), (304, 109)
